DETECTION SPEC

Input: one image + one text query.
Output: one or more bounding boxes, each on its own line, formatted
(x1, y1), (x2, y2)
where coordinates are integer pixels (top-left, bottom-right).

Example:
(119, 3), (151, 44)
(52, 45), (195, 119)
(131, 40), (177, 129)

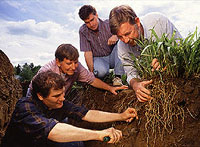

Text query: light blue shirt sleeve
(117, 12), (182, 85)
(118, 41), (141, 84)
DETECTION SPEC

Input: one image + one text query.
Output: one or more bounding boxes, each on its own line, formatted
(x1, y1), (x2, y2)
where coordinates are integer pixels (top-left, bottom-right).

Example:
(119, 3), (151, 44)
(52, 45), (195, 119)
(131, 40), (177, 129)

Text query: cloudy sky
(0, 0), (200, 68)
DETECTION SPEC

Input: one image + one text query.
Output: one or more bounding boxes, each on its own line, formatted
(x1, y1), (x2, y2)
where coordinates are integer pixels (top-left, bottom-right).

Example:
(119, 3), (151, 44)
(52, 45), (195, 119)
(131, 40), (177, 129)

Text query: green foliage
(14, 63), (41, 82)
(103, 70), (128, 85)
(127, 28), (200, 79)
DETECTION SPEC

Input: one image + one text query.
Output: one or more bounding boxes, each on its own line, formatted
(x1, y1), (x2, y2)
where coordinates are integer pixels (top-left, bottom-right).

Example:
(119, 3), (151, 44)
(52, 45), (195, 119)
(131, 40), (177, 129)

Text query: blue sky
(0, 0), (200, 67)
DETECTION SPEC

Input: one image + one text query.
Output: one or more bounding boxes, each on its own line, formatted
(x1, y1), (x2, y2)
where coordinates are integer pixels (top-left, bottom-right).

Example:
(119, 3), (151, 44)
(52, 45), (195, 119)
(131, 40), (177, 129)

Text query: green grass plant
(127, 28), (200, 79)
(125, 28), (200, 146)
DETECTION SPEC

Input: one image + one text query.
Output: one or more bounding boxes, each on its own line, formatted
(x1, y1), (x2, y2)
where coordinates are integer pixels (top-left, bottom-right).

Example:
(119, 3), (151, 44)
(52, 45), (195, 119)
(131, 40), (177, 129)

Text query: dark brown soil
(0, 50), (200, 147)
(69, 77), (200, 147)
(0, 50), (22, 144)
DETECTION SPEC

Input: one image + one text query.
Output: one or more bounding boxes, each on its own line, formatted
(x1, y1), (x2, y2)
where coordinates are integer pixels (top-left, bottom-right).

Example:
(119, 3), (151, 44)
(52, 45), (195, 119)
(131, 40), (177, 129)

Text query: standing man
(26, 44), (128, 99)
(2, 71), (138, 147)
(109, 5), (182, 102)
(78, 5), (125, 86)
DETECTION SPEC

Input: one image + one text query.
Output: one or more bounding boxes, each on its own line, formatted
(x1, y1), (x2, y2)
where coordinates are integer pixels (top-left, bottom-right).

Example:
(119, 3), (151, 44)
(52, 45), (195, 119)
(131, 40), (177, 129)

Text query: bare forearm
(48, 123), (100, 142)
(83, 110), (122, 123)
(84, 51), (93, 72)
(130, 78), (140, 90)
(91, 78), (112, 91)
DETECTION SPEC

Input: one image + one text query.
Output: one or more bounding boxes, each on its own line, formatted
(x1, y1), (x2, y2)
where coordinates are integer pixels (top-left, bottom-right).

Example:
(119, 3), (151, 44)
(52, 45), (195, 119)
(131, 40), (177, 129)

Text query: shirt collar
(53, 59), (78, 78)
(140, 19), (147, 39)
(87, 18), (103, 34)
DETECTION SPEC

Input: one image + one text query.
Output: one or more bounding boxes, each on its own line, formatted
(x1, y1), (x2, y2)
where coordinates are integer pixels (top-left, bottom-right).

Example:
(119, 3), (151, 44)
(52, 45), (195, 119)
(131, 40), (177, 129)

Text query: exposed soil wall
(0, 50), (22, 144)
(0, 50), (199, 147)
(70, 77), (200, 147)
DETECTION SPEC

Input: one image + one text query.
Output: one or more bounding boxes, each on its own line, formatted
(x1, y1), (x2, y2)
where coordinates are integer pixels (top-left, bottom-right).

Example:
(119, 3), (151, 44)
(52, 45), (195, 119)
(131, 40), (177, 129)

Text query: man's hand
(151, 58), (160, 72)
(108, 35), (118, 45)
(130, 79), (153, 102)
(109, 85), (128, 95)
(121, 108), (138, 122)
(98, 127), (122, 143)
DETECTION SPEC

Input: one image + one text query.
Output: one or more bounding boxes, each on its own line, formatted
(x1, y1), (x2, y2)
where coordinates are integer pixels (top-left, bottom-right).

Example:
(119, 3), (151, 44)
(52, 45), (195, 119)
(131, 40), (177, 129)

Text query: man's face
(84, 13), (99, 31)
(57, 58), (78, 76)
(117, 22), (140, 46)
(41, 87), (65, 109)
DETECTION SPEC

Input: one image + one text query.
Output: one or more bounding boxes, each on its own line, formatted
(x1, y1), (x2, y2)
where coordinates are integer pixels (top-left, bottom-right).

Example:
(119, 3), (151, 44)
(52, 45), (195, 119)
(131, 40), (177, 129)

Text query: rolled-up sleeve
(117, 41), (140, 84)
(13, 98), (59, 140)
(63, 100), (89, 121)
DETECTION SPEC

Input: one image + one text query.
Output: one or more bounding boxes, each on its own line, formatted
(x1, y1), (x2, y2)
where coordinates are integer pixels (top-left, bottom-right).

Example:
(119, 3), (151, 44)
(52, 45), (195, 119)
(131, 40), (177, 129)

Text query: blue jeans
(93, 45), (125, 78)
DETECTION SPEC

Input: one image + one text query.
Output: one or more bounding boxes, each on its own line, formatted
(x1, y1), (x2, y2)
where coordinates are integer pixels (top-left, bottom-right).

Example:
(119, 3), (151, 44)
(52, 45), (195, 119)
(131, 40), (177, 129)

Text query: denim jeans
(93, 45), (125, 78)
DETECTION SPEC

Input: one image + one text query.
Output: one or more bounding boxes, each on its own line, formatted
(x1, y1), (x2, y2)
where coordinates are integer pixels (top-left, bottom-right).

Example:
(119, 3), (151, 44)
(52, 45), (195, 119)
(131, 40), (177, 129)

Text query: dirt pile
(0, 50), (22, 143)
(70, 77), (200, 147)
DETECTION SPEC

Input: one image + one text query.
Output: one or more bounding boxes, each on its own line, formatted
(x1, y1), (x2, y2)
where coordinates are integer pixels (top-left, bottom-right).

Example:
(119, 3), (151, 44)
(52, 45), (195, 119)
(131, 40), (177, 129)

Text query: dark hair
(78, 5), (97, 20)
(32, 71), (65, 99)
(109, 5), (137, 35)
(55, 44), (79, 62)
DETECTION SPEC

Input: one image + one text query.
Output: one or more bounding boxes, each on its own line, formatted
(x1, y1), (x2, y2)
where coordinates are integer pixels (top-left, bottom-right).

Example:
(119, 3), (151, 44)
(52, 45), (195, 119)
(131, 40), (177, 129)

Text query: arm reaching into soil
(91, 78), (128, 95)
(130, 58), (160, 102)
(82, 107), (138, 122)
(48, 123), (122, 143)
(130, 78), (153, 102)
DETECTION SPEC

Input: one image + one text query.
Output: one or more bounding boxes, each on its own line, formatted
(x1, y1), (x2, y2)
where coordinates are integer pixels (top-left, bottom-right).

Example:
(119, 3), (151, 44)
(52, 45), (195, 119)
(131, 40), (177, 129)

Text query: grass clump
(129, 28), (200, 79)
(125, 28), (200, 146)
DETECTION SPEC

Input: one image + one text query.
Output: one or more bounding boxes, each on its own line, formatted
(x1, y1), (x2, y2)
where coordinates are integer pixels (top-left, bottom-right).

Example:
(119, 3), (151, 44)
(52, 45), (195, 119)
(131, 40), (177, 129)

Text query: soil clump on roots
(70, 77), (200, 147)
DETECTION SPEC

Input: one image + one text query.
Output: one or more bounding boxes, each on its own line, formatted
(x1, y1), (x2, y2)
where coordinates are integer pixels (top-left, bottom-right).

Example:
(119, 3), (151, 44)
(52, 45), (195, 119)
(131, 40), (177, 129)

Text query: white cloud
(0, 18), (82, 66)
(0, 0), (200, 69)
(5, 0), (22, 9)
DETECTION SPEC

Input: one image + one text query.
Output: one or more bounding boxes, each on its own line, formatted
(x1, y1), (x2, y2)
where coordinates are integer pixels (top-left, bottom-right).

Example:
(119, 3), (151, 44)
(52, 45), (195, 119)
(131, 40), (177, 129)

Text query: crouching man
(2, 71), (138, 147)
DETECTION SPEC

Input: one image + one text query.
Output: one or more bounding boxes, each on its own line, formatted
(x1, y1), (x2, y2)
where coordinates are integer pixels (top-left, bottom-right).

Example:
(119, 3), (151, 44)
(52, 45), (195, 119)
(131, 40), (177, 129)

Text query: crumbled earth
(0, 50), (22, 144)
(69, 77), (200, 147)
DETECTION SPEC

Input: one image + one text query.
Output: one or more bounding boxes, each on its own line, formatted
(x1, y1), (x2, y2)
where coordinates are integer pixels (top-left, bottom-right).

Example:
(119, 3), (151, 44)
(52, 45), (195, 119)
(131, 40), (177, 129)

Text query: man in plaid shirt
(2, 71), (138, 147)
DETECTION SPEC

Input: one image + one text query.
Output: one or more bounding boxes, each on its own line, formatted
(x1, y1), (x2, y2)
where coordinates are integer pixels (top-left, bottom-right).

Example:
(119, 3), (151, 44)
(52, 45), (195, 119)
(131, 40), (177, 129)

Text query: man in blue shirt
(109, 5), (182, 102)
(2, 71), (138, 147)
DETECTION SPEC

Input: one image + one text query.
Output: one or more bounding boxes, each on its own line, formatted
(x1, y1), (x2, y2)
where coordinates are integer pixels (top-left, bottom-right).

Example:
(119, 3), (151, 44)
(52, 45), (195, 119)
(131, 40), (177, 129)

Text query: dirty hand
(121, 107), (138, 122)
(108, 35), (118, 45)
(110, 85), (128, 95)
(98, 127), (122, 143)
(131, 79), (153, 102)
(151, 58), (167, 72)
(151, 58), (161, 72)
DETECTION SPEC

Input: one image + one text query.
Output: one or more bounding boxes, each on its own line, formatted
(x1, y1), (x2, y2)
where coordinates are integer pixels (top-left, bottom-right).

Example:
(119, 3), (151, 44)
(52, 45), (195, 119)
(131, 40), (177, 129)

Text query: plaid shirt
(79, 18), (114, 57)
(2, 96), (88, 147)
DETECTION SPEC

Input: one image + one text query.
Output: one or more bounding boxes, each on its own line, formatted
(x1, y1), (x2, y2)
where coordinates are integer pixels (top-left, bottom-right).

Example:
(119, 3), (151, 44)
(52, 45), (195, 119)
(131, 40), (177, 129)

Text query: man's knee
(94, 69), (108, 78)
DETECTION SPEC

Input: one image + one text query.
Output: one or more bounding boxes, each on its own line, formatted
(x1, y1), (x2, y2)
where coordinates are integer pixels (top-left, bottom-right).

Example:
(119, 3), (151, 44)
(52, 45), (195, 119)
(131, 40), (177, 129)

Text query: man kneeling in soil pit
(2, 71), (138, 147)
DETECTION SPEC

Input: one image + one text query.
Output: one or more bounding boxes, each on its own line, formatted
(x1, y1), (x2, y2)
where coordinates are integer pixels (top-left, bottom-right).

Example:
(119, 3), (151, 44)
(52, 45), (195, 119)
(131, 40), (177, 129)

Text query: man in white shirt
(109, 5), (182, 102)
